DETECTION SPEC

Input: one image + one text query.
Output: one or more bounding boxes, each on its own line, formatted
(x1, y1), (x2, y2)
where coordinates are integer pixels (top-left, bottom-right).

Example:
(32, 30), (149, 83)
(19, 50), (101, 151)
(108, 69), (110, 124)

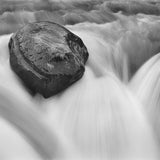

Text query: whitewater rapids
(1, 4), (160, 160)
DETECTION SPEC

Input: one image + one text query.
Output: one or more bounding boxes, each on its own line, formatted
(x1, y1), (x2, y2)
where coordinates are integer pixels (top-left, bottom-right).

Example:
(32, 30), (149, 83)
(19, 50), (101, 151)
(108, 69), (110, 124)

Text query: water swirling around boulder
(8, 21), (89, 98)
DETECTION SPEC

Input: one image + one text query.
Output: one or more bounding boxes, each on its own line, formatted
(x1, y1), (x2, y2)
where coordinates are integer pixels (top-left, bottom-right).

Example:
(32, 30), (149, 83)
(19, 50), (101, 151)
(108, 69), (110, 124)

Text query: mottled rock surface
(8, 21), (89, 98)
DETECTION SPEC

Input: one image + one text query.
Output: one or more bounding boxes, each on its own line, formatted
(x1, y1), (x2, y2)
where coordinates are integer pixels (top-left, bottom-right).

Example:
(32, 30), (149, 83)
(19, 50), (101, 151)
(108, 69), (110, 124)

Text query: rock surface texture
(8, 21), (89, 98)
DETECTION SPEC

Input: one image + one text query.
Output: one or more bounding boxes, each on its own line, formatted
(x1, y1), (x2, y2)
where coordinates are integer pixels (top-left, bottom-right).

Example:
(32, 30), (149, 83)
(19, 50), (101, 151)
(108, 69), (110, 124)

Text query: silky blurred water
(1, 0), (160, 160)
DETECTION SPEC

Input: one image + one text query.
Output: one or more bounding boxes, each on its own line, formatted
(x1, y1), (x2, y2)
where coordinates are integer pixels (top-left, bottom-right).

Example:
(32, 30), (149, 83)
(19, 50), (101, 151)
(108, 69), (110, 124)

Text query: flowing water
(1, 1), (160, 160)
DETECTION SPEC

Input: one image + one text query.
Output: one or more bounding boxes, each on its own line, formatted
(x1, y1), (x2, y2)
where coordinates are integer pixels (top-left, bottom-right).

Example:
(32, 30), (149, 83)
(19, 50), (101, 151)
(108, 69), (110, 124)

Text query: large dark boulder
(8, 21), (89, 98)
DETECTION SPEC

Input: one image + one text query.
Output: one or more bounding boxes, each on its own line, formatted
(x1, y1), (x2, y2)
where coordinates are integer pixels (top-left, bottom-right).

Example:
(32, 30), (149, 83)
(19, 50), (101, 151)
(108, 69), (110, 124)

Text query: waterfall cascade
(1, 1), (160, 160)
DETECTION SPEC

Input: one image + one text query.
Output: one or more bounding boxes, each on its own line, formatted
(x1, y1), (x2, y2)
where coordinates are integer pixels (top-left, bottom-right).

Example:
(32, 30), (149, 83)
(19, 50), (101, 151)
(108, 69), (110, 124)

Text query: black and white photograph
(0, 0), (160, 159)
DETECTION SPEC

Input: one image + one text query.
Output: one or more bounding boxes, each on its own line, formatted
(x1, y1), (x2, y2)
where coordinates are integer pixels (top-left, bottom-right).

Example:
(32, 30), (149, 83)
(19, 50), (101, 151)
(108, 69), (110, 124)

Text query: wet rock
(8, 21), (89, 98)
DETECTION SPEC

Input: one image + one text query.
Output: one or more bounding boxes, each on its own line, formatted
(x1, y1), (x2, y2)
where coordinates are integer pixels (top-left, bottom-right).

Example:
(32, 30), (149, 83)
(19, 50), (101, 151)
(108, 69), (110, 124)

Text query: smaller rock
(8, 21), (89, 98)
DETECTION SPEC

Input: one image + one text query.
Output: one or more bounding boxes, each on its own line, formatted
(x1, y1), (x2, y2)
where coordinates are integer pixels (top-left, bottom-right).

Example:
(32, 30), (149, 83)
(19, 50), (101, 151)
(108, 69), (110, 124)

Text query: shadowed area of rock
(8, 21), (89, 98)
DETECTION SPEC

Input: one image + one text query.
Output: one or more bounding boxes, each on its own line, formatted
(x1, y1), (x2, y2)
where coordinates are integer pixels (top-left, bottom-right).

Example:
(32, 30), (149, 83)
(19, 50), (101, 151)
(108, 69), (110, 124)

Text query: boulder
(8, 21), (89, 98)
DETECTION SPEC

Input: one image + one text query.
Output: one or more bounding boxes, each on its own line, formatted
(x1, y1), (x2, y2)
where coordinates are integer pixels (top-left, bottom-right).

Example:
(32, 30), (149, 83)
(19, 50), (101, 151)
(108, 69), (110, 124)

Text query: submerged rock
(8, 21), (89, 98)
